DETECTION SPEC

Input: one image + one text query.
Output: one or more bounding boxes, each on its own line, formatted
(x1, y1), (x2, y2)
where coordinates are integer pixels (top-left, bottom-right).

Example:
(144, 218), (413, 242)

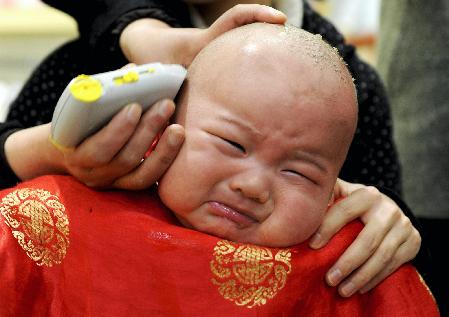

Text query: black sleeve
(43, 0), (192, 50)
(0, 122), (23, 188)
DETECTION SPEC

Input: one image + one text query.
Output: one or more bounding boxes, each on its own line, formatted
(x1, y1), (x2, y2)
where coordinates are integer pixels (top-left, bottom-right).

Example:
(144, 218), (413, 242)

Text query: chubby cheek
(262, 194), (327, 247)
(158, 152), (199, 215)
(157, 166), (187, 213)
(293, 207), (326, 241)
(157, 135), (222, 216)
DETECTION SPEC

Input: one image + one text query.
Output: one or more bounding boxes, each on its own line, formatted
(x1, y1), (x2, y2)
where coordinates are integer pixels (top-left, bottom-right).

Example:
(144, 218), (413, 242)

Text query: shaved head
(191, 23), (355, 89)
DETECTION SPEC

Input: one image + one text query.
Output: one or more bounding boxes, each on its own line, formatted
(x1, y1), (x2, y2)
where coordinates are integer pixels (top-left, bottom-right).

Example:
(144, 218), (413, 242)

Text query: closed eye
(222, 138), (246, 153)
(282, 169), (318, 185)
(282, 169), (303, 177)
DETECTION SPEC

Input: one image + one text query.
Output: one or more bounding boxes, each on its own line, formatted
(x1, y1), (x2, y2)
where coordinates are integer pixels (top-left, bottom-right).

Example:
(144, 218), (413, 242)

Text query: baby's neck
(195, 0), (273, 26)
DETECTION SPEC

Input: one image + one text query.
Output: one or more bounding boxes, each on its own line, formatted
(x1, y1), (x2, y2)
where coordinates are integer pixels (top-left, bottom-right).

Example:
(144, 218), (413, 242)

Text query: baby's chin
(222, 222), (315, 248)
(197, 222), (309, 248)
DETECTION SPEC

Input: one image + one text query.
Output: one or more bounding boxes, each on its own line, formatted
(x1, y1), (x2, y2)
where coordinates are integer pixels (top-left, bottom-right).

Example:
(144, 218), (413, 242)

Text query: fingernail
(309, 232), (322, 249)
(126, 103), (141, 121)
(168, 130), (183, 147)
(340, 281), (356, 297)
(266, 6), (285, 16)
(327, 268), (342, 286)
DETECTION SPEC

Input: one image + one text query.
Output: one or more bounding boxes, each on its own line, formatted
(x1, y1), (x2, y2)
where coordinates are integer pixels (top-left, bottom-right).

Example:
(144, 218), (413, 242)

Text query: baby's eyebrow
(217, 115), (263, 139)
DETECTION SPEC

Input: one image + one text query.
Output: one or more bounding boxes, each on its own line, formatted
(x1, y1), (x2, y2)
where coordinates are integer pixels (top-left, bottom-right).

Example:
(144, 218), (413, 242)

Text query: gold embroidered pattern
(210, 240), (291, 308)
(0, 188), (69, 266)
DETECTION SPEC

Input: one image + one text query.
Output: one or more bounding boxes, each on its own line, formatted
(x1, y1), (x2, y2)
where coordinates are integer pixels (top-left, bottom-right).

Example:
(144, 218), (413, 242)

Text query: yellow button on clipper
(69, 75), (103, 103)
(113, 70), (140, 86)
(123, 70), (139, 83)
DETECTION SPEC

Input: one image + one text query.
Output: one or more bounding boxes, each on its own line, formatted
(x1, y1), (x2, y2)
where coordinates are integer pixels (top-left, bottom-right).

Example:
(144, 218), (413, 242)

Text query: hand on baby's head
(158, 23), (358, 247)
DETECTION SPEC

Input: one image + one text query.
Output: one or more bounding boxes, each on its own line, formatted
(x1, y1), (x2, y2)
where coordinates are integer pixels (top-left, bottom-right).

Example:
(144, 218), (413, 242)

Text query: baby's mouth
(207, 201), (258, 227)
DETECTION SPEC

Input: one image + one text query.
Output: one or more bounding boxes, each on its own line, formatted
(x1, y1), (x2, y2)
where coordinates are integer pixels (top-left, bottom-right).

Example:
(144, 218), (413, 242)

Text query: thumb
(334, 178), (366, 199)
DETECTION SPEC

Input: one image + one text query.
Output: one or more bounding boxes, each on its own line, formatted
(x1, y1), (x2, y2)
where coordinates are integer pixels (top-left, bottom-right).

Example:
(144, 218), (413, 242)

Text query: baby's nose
(229, 170), (270, 204)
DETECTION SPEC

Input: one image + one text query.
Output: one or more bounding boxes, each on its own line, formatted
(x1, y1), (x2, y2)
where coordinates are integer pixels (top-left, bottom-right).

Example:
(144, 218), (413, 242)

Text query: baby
(158, 22), (358, 247)
(0, 23), (437, 316)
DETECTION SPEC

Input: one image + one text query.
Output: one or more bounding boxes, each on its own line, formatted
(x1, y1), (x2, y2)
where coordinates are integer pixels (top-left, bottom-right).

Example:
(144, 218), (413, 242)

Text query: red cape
(0, 175), (439, 316)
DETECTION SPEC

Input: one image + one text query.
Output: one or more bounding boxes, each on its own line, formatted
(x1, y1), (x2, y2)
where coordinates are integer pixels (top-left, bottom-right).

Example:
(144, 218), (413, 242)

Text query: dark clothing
(0, 0), (436, 304)
(44, 0), (192, 48)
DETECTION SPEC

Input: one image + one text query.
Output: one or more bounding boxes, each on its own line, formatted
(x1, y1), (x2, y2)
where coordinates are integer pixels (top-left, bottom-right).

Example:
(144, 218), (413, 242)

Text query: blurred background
(0, 0), (77, 118)
(0, 0), (381, 118)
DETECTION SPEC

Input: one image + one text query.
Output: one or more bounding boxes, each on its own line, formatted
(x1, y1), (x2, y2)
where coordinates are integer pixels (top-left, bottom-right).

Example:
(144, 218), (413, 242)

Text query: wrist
(119, 18), (170, 63)
(5, 124), (66, 180)
(119, 18), (203, 66)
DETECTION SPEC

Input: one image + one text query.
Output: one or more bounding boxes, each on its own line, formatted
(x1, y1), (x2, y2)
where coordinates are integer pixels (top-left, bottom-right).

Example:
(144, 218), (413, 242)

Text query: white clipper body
(50, 63), (187, 150)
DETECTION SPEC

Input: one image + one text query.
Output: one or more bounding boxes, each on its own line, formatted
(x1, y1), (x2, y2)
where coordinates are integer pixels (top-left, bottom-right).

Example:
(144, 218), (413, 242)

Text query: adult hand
(309, 179), (421, 297)
(120, 4), (286, 66)
(199, 4), (287, 46)
(6, 101), (183, 190)
(60, 99), (184, 189)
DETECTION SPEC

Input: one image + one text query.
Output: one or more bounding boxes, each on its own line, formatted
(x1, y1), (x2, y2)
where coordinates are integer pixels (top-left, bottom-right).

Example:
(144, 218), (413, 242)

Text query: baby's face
(158, 37), (356, 247)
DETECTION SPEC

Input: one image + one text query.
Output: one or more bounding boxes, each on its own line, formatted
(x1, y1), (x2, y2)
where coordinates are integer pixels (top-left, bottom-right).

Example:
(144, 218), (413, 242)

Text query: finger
(113, 124), (184, 190)
(69, 103), (142, 167)
(96, 99), (175, 179)
(208, 4), (286, 39)
(359, 227), (421, 293)
(309, 187), (381, 249)
(333, 178), (366, 199)
(337, 217), (412, 297)
(324, 207), (399, 288)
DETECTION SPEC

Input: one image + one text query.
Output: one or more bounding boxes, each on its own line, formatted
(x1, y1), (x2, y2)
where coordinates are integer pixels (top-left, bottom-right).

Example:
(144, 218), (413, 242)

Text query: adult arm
(0, 1), (192, 188)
